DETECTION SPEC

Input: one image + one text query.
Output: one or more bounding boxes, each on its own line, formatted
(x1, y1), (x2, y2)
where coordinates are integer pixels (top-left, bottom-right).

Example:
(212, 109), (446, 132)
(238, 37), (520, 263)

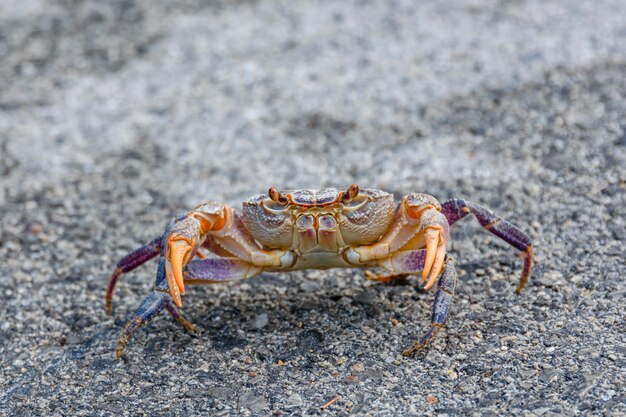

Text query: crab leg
(106, 214), (190, 313)
(364, 270), (408, 283)
(116, 291), (197, 359)
(402, 259), (457, 356)
(163, 203), (293, 308)
(115, 256), (261, 358)
(114, 255), (175, 357)
(105, 235), (163, 314)
(365, 249), (428, 283)
(441, 199), (533, 293)
(374, 250), (458, 355)
(373, 248), (440, 288)
(183, 258), (261, 283)
(378, 248), (427, 273)
(116, 290), (169, 359)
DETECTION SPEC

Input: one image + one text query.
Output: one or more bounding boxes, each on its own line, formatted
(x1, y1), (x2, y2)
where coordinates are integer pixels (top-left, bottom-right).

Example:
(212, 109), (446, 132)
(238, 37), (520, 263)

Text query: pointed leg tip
(177, 316), (197, 334)
(105, 299), (114, 315)
(105, 269), (121, 315)
(115, 316), (144, 359)
(164, 298), (196, 332)
(115, 338), (128, 360)
(402, 337), (434, 356)
(515, 247), (533, 294)
(402, 344), (423, 356)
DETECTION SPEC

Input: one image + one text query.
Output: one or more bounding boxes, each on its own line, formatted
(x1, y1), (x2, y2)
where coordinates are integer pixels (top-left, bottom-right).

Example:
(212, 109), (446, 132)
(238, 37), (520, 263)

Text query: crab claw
(165, 218), (201, 307)
(167, 239), (193, 293)
(422, 227), (446, 290)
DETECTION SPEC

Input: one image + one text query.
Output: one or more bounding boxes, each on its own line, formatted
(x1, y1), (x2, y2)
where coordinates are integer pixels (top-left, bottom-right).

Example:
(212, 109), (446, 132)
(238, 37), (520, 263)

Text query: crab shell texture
(242, 188), (396, 255)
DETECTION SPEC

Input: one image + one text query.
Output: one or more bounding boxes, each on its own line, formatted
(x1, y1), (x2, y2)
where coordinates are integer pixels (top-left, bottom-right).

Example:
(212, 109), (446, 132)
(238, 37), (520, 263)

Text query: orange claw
(165, 260), (183, 307)
(422, 228), (439, 282)
(166, 238), (195, 306)
(424, 244), (446, 290)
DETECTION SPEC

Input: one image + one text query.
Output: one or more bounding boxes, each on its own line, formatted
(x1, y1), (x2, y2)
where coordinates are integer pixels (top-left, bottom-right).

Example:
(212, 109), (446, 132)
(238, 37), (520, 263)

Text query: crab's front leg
(163, 202), (293, 307)
(115, 256), (260, 358)
(161, 203), (232, 307)
(114, 203), (294, 358)
(106, 235), (163, 314)
(347, 193), (449, 289)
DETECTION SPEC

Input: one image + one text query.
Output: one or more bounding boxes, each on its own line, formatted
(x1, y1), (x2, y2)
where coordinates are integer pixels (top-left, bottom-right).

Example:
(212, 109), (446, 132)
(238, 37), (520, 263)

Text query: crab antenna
(342, 184), (360, 203)
(268, 187), (289, 205)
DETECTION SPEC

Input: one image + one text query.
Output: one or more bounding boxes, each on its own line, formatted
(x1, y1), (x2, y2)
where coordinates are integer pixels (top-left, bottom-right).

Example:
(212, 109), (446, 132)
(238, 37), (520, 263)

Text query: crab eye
(268, 187), (289, 204)
(341, 184), (360, 203)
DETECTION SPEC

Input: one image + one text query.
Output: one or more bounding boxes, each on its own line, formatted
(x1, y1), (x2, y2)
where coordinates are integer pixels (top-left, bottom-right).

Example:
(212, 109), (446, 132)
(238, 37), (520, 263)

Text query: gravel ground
(1, 0), (625, 416)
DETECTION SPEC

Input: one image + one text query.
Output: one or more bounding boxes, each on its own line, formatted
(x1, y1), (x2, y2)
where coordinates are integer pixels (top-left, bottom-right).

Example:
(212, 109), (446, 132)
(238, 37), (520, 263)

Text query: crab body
(106, 185), (533, 358)
(242, 187), (395, 270)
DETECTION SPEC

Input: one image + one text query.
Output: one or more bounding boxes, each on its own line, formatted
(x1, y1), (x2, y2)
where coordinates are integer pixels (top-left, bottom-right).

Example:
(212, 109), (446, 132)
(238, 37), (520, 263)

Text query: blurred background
(1, 0), (625, 415)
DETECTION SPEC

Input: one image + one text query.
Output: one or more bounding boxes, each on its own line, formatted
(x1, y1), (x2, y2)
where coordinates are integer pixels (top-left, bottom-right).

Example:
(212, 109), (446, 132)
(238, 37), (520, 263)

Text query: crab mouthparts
(295, 213), (341, 253)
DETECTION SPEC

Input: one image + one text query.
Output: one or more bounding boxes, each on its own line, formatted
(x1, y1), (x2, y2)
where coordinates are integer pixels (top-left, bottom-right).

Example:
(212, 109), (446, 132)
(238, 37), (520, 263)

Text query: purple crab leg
(106, 236), (162, 314)
(183, 257), (261, 283)
(378, 249), (457, 355)
(116, 290), (169, 359)
(116, 292), (197, 359)
(106, 215), (189, 313)
(115, 256), (259, 358)
(441, 199), (533, 293)
(164, 300), (197, 333)
(116, 256), (195, 358)
(402, 258), (457, 356)
(385, 249), (427, 274)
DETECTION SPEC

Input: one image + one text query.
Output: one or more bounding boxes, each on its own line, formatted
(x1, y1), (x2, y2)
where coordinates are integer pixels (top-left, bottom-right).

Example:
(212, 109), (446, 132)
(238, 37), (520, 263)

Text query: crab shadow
(169, 270), (428, 361)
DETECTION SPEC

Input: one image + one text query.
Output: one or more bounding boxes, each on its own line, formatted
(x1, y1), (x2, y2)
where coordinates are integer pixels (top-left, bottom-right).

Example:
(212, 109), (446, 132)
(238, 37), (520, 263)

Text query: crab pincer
(403, 194), (449, 290)
(422, 228), (447, 289)
(164, 217), (201, 307)
(164, 204), (232, 306)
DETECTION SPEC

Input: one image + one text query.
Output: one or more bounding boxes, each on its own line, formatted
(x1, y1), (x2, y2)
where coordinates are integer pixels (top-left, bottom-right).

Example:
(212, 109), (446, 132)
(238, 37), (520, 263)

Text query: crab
(106, 185), (533, 358)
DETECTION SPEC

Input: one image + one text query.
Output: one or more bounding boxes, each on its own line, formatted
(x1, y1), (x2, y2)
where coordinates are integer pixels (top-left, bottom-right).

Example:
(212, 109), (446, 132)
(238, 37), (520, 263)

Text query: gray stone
(248, 313), (269, 330)
(285, 393), (303, 409)
(238, 391), (268, 413)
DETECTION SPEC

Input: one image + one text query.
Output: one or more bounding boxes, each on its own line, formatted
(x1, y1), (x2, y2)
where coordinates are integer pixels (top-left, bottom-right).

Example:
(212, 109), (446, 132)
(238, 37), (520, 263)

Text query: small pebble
(425, 395), (438, 405)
